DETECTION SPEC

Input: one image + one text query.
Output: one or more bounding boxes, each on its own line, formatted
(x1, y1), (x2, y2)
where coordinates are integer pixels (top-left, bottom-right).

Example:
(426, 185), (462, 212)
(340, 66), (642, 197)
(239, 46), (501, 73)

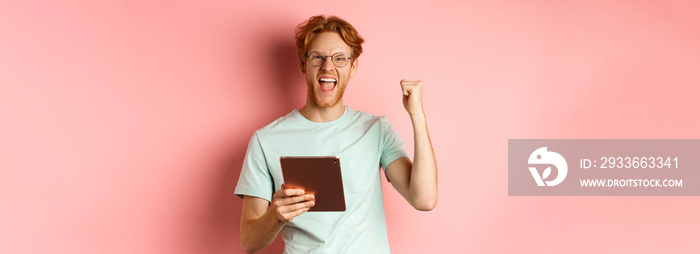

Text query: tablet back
(280, 156), (346, 212)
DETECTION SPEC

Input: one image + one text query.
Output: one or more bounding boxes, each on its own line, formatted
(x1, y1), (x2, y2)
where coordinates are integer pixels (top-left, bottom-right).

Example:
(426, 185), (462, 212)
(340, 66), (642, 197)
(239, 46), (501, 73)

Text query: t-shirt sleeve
(379, 117), (410, 170)
(234, 132), (275, 202)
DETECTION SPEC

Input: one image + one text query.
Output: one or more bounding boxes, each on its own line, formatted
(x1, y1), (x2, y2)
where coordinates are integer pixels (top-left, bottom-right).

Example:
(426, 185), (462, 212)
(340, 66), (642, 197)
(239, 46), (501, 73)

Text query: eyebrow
(308, 51), (349, 55)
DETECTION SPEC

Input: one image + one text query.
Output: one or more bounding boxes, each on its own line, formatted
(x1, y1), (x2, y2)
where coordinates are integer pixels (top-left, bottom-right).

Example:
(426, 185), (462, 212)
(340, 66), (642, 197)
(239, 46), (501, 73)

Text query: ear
(350, 58), (358, 78)
(299, 61), (306, 73)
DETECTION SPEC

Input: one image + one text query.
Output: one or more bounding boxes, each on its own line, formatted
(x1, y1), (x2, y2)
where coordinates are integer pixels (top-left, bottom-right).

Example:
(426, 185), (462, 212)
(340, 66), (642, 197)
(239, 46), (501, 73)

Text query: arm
(385, 80), (438, 211)
(240, 187), (315, 253)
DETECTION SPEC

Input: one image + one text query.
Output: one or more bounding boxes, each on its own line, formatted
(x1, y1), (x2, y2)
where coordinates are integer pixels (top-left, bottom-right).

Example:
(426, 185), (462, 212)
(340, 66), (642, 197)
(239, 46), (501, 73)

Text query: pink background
(2, 1), (699, 253)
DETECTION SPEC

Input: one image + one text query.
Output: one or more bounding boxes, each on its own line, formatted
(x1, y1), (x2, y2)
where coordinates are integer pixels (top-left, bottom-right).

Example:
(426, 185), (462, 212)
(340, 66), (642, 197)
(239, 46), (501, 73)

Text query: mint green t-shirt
(235, 106), (409, 254)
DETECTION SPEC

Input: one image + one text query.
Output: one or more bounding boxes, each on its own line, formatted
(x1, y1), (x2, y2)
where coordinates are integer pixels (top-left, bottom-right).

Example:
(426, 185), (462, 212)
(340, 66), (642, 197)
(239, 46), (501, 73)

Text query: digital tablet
(280, 156), (346, 212)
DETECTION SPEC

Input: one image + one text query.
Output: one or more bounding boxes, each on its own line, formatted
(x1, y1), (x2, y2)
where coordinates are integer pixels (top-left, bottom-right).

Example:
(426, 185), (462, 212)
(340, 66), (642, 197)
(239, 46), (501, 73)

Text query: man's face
(303, 32), (358, 108)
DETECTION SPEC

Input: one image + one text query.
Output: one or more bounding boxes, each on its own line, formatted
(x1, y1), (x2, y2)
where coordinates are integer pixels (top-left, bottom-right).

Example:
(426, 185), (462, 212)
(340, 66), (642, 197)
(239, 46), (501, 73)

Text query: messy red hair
(295, 15), (364, 71)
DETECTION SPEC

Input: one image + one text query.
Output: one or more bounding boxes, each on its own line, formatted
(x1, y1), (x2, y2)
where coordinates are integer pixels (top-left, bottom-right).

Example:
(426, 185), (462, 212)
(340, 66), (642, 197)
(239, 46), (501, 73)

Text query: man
(235, 15), (438, 253)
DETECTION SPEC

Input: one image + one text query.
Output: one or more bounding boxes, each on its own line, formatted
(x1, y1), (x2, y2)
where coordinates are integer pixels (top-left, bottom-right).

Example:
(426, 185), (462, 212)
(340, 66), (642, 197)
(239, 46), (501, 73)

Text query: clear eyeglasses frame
(305, 51), (352, 68)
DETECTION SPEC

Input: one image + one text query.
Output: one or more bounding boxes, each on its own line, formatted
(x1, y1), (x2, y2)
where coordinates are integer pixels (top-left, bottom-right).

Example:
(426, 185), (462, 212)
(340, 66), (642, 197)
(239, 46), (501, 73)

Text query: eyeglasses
(306, 51), (352, 68)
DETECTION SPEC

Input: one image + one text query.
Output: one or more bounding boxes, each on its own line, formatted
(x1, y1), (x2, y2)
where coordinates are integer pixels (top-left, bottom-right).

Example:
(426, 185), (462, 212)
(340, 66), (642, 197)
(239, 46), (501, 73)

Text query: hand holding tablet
(269, 184), (316, 222)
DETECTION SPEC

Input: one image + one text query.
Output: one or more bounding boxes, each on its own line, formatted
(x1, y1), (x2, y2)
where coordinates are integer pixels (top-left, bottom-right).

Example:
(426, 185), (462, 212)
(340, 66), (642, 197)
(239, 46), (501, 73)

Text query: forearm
(240, 209), (285, 254)
(409, 112), (438, 210)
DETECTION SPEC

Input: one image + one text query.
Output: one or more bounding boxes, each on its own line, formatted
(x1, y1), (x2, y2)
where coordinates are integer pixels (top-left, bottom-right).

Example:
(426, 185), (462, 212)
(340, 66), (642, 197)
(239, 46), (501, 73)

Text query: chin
(307, 81), (346, 108)
(313, 98), (340, 108)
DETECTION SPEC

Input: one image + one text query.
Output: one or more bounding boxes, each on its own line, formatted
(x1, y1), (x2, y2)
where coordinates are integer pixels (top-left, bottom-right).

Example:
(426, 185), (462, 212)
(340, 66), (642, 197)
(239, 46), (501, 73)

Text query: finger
(279, 200), (315, 215)
(288, 200), (315, 211)
(282, 188), (305, 198)
(402, 85), (417, 96)
(273, 193), (312, 208)
(400, 80), (424, 95)
(273, 195), (305, 209)
(274, 188), (305, 200)
(285, 194), (315, 205)
(400, 80), (412, 96)
(280, 206), (311, 222)
(400, 79), (423, 86)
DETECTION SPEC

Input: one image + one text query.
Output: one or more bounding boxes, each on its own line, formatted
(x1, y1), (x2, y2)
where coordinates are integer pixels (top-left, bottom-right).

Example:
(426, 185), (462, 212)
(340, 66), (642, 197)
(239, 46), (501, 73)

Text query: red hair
(295, 15), (364, 71)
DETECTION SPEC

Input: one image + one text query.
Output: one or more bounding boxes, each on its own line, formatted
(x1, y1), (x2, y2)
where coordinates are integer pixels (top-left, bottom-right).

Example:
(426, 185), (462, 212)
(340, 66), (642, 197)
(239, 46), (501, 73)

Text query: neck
(299, 101), (345, 123)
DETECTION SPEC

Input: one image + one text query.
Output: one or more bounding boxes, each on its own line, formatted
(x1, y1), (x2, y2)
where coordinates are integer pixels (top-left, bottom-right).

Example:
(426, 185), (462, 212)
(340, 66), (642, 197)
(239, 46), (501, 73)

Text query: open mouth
(318, 77), (337, 92)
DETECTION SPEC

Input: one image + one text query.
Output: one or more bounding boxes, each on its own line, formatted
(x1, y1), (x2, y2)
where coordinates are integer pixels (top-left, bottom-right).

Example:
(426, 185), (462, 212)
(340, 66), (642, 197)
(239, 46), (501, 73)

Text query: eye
(311, 55), (324, 60)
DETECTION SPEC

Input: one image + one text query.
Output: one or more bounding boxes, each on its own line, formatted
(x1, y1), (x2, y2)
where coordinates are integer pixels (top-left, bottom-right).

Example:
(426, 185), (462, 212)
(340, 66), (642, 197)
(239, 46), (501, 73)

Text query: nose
(320, 56), (335, 71)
